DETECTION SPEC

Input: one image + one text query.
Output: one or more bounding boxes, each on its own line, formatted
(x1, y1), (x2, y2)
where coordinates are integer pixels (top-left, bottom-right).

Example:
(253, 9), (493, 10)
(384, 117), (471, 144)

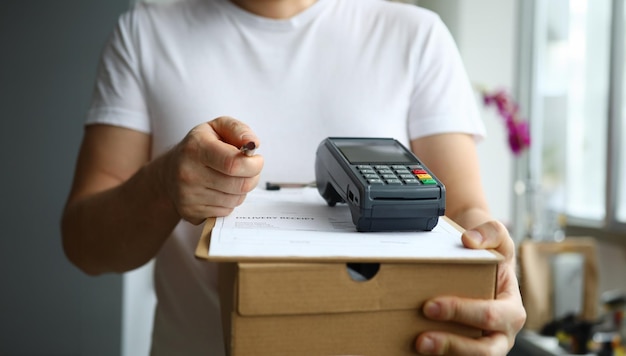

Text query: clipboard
(195, 217), (216, 260)
(194, 190), (501, 264)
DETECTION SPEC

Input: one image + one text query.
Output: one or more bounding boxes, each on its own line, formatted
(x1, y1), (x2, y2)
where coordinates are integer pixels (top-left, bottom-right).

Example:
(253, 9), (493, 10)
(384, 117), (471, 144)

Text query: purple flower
(483, 89), (531, 156)
(508, 120), (531, 156)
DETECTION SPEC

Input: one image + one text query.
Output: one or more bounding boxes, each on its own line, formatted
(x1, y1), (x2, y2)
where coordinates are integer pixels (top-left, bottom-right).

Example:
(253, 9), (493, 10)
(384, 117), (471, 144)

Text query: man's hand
(160, 116), (264, 224)
(415, 220), (527, 355)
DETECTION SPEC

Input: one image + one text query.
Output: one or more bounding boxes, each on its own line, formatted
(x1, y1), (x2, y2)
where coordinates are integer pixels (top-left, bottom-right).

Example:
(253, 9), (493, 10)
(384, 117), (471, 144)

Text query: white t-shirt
(87, 0), (485, 354)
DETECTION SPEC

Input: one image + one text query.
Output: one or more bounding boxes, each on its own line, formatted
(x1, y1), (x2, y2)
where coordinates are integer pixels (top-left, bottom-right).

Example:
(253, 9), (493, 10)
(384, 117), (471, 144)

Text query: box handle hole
(346, 263), (380, 282)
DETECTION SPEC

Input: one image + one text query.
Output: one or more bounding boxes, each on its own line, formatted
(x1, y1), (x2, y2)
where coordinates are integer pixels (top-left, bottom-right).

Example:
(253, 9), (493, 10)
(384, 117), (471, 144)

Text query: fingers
(414, 219), (527, 355)
(461, 220), (521, 296)
(208, 116), (260, 153)
(176, 150), (261, 195)
(422, 297), (524, 335)
(417, 294), (525, 356)
(461, 220), (515, 260)
(175, 184), (251, 225)
(462, 220), (519, 296)
(186, 118), (264, 178)
(415, 331), (510, 356)
(162, 116), (265, 224)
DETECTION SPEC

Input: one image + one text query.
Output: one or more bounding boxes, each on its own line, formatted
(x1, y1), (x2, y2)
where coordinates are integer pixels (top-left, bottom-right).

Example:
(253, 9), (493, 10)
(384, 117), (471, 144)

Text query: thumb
(208, 116), (260, 151)
(461, 220), (514, 260)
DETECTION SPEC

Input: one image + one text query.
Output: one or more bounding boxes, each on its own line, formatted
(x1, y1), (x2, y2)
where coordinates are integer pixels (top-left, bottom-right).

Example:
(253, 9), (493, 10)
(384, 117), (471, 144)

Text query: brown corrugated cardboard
(216, 261), (498, 356)
(519, 238), (598, 331)
(196, 217), (500, 355)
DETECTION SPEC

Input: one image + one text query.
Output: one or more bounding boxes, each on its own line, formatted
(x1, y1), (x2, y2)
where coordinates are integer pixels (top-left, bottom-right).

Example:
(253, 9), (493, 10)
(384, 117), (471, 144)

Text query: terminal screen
(335, 140), (416, 164)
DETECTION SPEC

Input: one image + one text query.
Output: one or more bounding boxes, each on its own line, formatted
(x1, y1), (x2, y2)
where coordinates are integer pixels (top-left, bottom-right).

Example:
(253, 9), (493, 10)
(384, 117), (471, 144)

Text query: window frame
(515, 0), (626, 241)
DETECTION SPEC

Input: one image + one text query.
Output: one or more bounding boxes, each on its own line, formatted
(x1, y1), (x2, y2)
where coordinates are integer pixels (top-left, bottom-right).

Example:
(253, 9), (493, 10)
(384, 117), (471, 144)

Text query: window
(517, 0), (626, 238)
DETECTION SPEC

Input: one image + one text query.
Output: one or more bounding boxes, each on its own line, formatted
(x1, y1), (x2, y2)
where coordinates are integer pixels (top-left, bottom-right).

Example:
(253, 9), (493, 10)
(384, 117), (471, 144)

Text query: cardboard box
(217, 261), (497, 356)
(518, 238), (598, 331)
(198, 218), (500, 356)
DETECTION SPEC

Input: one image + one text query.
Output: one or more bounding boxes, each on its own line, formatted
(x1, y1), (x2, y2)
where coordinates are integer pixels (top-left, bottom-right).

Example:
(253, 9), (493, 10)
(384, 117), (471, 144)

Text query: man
(62, 0), (526, 354)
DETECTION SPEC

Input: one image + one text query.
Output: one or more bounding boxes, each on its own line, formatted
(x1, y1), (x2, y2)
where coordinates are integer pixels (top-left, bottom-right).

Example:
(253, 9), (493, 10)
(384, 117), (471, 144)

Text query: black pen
(266, 182), (316, 191)
(240, 142), (256, 156)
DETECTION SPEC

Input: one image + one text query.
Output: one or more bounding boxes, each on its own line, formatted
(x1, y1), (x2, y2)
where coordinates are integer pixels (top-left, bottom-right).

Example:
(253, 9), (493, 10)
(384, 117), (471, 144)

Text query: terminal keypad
(356, 165), (438, 186)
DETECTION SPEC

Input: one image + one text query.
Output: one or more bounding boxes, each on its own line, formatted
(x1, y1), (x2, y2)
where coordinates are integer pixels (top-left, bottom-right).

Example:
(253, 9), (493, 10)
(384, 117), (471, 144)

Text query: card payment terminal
(315, 137), (445, 232)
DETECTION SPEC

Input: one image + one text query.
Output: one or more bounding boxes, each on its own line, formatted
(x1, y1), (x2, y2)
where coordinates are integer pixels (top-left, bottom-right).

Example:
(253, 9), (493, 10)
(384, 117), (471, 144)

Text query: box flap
(235, 262), (497, 316)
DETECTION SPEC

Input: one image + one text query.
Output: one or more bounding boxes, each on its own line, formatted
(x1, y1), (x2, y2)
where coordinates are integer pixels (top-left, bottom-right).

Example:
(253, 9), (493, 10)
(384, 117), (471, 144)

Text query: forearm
(61, 154), (180, 275)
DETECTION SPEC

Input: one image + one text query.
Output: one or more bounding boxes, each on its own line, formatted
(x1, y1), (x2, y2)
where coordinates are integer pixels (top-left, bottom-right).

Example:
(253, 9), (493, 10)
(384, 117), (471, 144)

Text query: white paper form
(208, 187), (498, 261)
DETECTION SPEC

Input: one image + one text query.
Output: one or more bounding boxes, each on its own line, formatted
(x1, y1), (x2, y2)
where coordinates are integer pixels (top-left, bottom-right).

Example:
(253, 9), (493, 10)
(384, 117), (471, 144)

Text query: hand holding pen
(160, 116), (263, 224)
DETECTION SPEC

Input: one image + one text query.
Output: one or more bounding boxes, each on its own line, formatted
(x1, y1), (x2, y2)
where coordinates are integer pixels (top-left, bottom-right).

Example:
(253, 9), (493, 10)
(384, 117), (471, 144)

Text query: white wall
(419, 0), (518, 227)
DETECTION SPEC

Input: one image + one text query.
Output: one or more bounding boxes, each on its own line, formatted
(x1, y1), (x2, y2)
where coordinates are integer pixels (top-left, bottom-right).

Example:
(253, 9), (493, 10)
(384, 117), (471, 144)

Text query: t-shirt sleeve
(86, 8), (151, 134)
(407, 15), (485, 141)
